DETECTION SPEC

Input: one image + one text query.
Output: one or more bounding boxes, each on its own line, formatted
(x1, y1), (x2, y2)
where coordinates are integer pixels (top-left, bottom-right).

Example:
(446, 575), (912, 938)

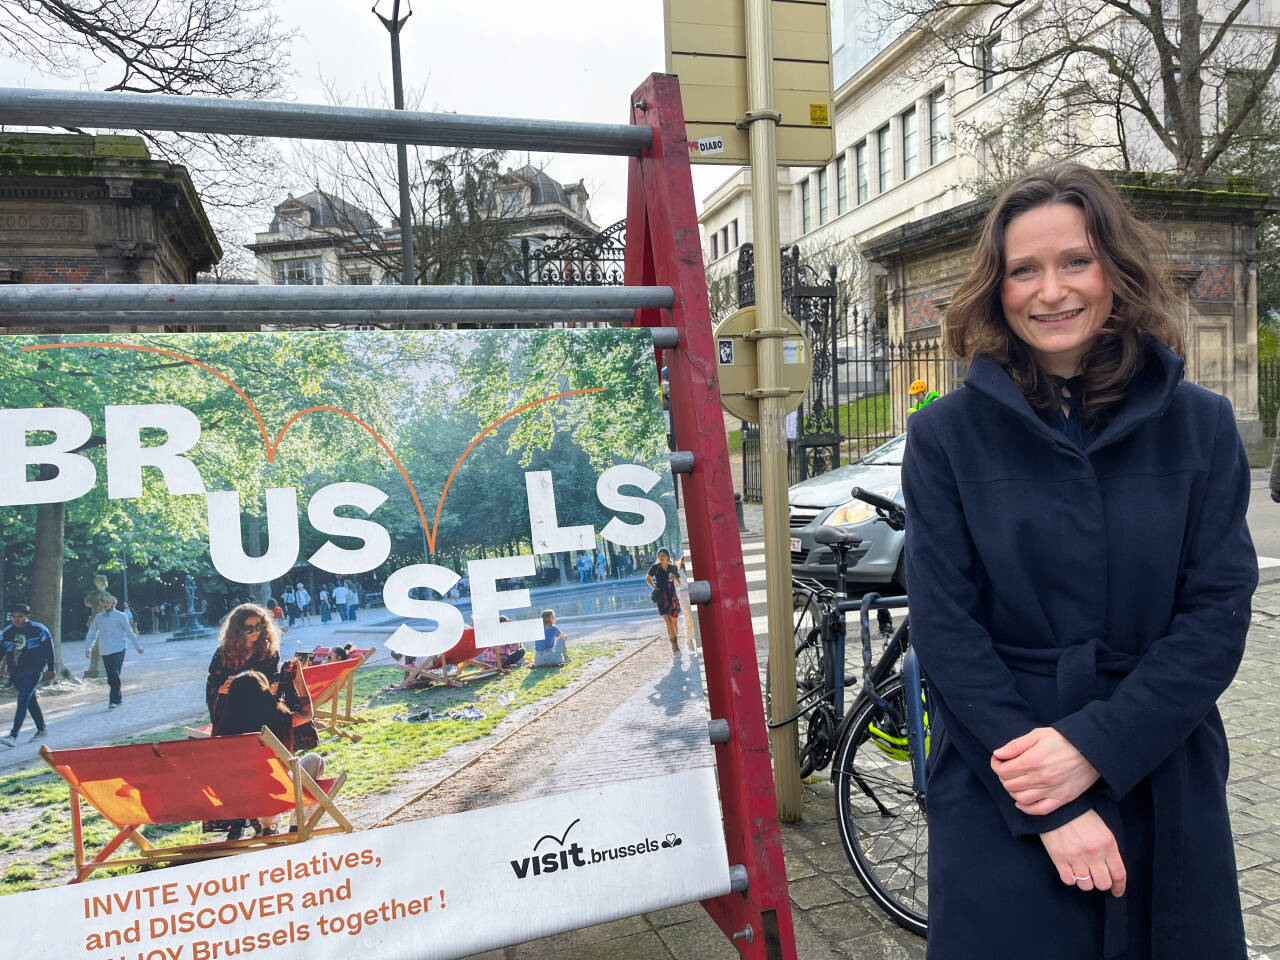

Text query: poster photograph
(0, 327), (731, 959)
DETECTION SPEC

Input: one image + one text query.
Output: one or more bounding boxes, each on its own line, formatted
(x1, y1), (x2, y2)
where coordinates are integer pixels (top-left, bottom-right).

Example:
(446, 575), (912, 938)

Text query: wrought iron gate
(738, 244), (957, 501)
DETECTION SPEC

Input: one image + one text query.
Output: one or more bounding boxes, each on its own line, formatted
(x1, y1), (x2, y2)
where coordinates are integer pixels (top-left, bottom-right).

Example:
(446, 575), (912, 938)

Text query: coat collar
(964, 338), (1185, 455)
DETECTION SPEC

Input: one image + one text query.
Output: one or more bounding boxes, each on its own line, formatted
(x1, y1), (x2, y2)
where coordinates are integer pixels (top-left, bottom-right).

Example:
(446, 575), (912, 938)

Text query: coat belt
(992, 637), (1185, 960)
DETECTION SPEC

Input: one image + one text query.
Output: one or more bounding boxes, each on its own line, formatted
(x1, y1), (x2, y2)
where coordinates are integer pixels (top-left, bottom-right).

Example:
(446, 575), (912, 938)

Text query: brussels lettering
(0, 403), (667, 657)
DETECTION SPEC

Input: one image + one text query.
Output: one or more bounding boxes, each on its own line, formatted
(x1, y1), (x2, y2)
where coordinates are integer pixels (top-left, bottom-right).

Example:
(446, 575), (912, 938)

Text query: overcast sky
(0, 0), (731, 237)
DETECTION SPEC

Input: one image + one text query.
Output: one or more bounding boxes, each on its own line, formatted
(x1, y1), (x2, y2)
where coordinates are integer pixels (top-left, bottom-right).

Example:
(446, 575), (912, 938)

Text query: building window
(731, 219), (739, 248)
(855, 142), (869, 203)
(801, 178), (811, 233)
(901, 108), (918, 179)
(711, 233), (719, 260)
(282, 214), (306, 239)
(818, 168), (829, 225)
(836, 155), (848, 214)
(499, 190), (524, 215)
(981, 35), (1000, 94)
(274, 256), (324, 285)
(929, 89), (948, 163)
(720, 226), (729, 253)
(877, 124), (891, 193)
(346, 272), (372, 285)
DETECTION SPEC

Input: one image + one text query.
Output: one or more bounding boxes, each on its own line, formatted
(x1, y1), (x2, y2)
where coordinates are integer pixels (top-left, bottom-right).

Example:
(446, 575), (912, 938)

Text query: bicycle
(828, 487), (929, 937)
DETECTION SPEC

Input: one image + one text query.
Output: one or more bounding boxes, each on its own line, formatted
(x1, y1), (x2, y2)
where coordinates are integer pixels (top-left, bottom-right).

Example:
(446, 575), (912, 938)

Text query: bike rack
(0, 73), (798, 960)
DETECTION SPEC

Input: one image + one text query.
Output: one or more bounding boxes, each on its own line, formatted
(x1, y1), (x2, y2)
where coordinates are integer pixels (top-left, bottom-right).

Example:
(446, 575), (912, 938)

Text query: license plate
(790, 537), (802, 553)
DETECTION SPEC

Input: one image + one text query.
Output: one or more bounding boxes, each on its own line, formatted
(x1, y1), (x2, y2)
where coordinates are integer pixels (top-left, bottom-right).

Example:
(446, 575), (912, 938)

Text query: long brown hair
(217, 602), (281, 662)
(945, 164), (1183, 424)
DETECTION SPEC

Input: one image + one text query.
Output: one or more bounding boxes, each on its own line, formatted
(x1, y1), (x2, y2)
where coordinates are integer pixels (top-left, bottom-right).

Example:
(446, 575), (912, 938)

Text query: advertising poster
(0, 328), (731, 959)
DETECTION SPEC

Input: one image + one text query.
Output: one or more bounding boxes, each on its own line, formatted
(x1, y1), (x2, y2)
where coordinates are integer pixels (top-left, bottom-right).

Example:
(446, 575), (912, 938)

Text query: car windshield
(860, 433), (906, 465)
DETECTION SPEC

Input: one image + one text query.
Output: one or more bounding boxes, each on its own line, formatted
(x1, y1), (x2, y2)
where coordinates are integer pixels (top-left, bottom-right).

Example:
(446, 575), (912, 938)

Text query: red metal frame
(625, 73), (798, 960)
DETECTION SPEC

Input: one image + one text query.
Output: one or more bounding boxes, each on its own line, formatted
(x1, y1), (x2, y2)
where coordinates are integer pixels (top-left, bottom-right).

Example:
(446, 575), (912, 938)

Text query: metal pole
(0, 283), (673, 312)
(0, 308), (640, 327)
(745, 0), (801, 820)
(375, 0), (416, 285)
(0, 88), (652, 156)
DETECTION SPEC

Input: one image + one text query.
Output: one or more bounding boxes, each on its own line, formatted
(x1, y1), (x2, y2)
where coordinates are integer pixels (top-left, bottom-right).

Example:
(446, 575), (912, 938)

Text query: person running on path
(646, 548), (683, 658)
(84, 594), (144, 709)
(0, 603), (54, 746)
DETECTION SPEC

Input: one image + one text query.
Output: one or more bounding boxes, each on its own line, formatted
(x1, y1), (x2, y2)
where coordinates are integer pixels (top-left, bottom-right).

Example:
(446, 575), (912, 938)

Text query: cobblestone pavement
(469, 494), (1280, 959)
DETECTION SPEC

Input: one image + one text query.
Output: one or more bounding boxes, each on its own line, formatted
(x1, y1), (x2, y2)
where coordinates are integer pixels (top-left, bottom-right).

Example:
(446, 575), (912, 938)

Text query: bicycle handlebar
(850, 486), (906, 531)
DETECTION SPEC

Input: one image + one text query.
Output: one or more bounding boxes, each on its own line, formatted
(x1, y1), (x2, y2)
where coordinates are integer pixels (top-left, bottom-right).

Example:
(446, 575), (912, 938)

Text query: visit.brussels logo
(509, 818), (683, 880)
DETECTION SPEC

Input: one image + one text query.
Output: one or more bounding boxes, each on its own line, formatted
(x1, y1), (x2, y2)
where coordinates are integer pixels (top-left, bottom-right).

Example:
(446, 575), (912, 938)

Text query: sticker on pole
(718, 339), (735, 365)
(809, 103), (830, 126)
(694, 136), (725, 156)
(783, 339), (805, 365)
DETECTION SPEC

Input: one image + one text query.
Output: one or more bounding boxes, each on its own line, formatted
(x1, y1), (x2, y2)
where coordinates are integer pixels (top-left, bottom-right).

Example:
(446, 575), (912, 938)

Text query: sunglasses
(242, 622), (265, 634)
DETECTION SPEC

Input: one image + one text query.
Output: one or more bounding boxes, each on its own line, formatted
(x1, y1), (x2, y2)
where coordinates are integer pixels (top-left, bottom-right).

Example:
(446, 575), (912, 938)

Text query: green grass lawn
(0, 640), (621, 895)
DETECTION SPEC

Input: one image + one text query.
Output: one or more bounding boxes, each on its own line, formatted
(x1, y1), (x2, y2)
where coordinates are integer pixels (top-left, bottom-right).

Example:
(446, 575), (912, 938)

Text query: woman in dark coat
(902, 164), (1255, 959)
(206, 602), (285, 717)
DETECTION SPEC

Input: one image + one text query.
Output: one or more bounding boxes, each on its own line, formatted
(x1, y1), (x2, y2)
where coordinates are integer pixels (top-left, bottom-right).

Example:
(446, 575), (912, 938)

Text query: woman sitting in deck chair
(212, 668), (324, 840)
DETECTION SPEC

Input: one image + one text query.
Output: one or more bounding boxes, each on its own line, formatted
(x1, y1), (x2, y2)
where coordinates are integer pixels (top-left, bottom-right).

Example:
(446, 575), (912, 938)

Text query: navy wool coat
(902, 340), (1255, 960)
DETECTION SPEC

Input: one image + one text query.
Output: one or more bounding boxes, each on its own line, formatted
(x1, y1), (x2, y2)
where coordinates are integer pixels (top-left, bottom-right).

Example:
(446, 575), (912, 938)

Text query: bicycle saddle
(814, 525), (861, 547)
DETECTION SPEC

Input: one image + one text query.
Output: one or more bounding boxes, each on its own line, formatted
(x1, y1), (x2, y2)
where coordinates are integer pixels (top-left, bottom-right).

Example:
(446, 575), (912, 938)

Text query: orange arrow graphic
(22, 341), (602, 555)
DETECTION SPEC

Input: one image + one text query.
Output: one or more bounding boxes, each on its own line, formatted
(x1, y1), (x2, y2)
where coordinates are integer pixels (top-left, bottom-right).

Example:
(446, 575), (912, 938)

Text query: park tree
(885, 0), (1280, 179)
(0, 0), (297, 260)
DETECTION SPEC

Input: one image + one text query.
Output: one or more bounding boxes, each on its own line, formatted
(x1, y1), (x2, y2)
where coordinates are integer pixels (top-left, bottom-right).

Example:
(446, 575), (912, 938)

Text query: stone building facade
(0, 133), (220, 299)
(862, 177), (1279, 446)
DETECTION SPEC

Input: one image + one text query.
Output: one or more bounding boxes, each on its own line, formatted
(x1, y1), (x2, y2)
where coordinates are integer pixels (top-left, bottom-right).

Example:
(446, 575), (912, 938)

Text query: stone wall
(0, 134), (220, 324)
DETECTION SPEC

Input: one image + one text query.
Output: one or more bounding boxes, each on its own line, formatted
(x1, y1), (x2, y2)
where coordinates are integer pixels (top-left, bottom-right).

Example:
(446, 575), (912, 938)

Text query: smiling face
(1000, 203), (1114, 378)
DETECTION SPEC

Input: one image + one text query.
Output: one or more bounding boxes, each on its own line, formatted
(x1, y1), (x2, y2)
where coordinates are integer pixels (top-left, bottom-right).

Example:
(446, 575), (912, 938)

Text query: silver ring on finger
(1072, 874), (1092, 883)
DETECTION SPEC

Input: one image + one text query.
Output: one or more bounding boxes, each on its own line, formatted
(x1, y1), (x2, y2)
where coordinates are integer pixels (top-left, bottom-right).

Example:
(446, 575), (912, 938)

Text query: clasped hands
(992, 727), (1126, 897)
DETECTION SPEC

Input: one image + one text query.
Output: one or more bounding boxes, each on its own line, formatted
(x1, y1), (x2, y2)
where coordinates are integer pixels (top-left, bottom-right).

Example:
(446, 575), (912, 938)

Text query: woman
(211, 668), (322, 838)
(902, 164), (1255, 959)
(646, 548), (683, 658)
(206, 603), (285, 718)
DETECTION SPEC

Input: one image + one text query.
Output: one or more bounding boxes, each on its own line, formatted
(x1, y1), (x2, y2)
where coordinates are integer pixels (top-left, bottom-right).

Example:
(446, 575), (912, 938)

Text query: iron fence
(737, 244), (960, 501)
(1262, 358), (1280, 438)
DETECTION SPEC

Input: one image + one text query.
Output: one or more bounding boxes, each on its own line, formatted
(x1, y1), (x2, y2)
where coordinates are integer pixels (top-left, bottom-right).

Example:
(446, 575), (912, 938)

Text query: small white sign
(785, 410), (798, 439)
(783, 339), (804, 365)
(696, 136), (725, 156)
(717, 339), (735, 365)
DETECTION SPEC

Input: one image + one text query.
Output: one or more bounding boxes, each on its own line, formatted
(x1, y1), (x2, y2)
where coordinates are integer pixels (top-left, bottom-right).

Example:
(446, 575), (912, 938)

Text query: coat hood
(962, 337), (1185, 454)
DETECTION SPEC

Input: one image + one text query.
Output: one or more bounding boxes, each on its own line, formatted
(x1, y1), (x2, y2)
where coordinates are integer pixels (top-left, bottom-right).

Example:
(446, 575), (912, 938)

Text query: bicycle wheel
(793, 588), (822, 646)
(833, 675), (929, 936)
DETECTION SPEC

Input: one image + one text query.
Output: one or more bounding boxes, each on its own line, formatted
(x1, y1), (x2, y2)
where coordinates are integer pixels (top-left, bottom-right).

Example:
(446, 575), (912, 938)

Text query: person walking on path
(902, 164), (1256, 959)
(295, 583), (311, 624)
(646, 548), (683, 658)
(344, 580), (359, 622)
(318, 585), (332, 624)
(84, 594), (144, 709)
(0, 603), (54, 746)
(331, 582), (348, 622)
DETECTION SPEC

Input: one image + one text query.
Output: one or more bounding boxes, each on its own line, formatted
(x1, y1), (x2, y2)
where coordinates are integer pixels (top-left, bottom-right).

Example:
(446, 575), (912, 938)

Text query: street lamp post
(373, 0), (415, 286)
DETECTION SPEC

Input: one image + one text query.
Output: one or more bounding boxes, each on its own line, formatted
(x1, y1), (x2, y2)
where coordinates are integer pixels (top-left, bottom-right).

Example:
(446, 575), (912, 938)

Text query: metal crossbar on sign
(0, 88), (652, 156)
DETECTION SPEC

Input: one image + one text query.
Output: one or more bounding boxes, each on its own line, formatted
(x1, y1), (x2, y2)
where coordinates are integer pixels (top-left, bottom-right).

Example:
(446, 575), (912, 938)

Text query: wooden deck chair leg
(301, 772), (348, 839)
(74, 824), (150, 883)
(259, 727), (352, 836)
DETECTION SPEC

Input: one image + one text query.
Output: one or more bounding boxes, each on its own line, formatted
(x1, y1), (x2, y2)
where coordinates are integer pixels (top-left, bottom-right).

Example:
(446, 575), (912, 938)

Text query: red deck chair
(389, 629), (497, 689)
(302, 647), (374, 741)
(41, 728), (350, 883)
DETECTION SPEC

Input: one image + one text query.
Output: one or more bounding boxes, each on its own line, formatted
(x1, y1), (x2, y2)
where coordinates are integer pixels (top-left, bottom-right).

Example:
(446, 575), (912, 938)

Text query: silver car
(787, 432), (907, 588)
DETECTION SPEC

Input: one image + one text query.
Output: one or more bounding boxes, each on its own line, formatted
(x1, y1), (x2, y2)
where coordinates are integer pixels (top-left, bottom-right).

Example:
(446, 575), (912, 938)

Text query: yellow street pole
(744, 0), (802, 820)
